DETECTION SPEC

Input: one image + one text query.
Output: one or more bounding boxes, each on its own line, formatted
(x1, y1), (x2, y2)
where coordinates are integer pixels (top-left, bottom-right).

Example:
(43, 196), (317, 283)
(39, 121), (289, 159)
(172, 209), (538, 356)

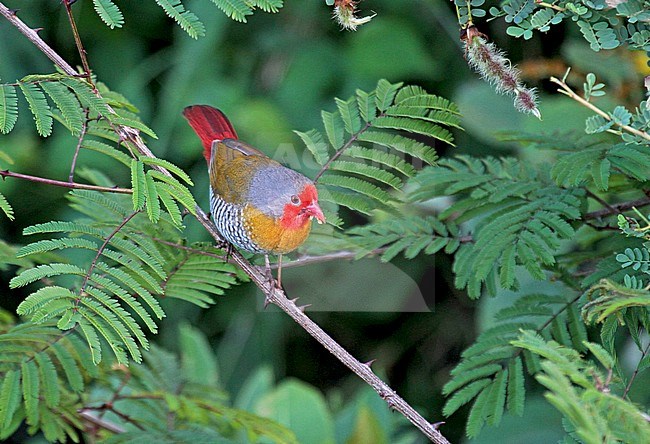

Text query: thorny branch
(0, 3), (450, 443)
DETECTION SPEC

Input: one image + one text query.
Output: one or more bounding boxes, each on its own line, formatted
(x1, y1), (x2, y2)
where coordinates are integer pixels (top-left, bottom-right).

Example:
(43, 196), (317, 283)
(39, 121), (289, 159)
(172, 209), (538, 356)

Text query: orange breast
(243, 205), (311, 254)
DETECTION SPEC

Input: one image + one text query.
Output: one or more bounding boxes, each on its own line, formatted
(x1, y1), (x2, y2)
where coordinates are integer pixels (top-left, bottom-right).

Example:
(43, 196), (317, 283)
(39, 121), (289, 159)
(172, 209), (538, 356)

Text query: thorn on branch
(33, 27), (43, 33)
(297, 304), (311, 312)
(8, 8), (17, 15)
(432, 421), (445, 430)
(363, 358), (377, 367)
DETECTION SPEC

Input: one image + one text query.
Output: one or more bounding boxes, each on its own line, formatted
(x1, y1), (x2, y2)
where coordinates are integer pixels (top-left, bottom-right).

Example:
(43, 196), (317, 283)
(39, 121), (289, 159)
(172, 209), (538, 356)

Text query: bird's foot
(224, 242), (234, 263)
(263, 255), (285, 308)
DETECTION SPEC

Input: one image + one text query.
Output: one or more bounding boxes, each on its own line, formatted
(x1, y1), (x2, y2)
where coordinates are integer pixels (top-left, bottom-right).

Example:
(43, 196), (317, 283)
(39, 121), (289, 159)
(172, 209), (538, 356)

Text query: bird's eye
(290, 195), (301, 206)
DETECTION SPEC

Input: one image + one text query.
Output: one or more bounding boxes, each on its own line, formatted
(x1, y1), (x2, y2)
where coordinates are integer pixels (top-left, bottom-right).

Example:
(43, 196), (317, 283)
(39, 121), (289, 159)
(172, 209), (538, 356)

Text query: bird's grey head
(247, 163), (313, 218)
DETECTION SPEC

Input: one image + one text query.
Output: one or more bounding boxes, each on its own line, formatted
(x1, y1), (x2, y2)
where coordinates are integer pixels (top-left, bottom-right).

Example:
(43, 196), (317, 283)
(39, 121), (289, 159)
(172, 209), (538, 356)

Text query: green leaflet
(145, 171), (161, 223)
(39, 81), (84, 136)
(131, 160), (146, 211)
(155, 0), (206, 38)
(335, 96), (363, 134)
(92, 0), (124, 29)
(208, 0), (253, 22)
(0, 84), (18, 134)
(375, 79), (403, 111)
(18, 82), (53, 137)
(348, 215), (458, 261)
(0, 193), (14, 221)
(0, 370), (21, 430)
(21, 360), (40, 426)
(409, 156), (582, 298)
(294, 129), (330, 166)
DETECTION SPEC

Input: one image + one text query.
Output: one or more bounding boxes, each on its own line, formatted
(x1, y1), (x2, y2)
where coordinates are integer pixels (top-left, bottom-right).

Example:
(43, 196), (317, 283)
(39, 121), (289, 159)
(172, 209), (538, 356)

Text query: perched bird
(183, 105), (325, 287)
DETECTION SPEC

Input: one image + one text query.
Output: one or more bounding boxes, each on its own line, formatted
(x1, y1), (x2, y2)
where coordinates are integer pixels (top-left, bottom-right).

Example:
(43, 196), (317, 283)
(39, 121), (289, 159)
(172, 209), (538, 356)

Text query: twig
(623, 339), (650, 398)
(2, 6), (451, 442)
(0, 169), (132, 194)
(271, 248), (386, 269)
(585, 189), (619, 215)
(62, 0), (94, 86)
(69, 109), (89, 182)
(77, 410), (126, 434)
(550, 76), (650, 143)
(584, 196), (650, 220)
(535, 1), (566, 12)
(275, 235), (473, 269)
(81, 404), (145, 431)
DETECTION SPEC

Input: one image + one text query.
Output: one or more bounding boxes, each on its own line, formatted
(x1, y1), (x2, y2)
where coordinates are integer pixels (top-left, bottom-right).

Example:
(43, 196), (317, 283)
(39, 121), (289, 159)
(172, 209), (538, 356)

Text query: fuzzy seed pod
(462, 26), (542, 119)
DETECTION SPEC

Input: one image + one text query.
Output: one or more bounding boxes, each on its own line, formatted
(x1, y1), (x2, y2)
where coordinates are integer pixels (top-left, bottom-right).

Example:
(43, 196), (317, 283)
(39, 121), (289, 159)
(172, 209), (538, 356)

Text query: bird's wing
(209, 139), (271, 205)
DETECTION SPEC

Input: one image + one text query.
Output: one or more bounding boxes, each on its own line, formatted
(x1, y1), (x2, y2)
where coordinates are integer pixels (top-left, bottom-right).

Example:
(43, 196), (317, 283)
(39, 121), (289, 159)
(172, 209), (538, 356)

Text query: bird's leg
(277, 254), (283, 289)
(263, 255), (275, 307)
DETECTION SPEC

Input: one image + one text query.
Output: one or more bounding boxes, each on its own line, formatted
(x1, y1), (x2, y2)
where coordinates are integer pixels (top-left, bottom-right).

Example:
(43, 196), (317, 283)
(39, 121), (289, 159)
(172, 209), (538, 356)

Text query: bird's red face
(280, 184), (325, 230)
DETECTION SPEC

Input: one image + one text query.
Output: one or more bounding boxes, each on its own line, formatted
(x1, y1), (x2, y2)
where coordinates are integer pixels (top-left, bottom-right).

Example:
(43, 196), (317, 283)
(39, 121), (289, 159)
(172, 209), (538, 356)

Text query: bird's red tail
(183, 105), (238, 163)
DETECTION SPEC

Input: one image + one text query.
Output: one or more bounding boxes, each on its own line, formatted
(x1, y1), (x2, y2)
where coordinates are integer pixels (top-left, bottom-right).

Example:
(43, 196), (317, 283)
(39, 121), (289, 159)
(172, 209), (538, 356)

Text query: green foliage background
(1, 0), (649, 443)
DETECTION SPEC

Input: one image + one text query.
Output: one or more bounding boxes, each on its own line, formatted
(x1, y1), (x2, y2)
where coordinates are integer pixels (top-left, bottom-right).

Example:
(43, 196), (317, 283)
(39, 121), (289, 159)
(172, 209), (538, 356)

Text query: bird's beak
(306, 202), (326, 224)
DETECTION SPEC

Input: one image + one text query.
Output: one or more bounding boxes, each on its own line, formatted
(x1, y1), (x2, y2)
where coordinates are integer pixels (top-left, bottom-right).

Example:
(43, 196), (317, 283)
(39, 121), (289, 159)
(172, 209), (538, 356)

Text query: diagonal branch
(0, 3), (77, 76)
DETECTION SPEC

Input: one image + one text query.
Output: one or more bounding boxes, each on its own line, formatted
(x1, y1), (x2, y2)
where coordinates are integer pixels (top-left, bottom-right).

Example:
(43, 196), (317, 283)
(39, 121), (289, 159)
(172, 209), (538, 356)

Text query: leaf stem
(550, 76), (650, 143)
(0, 169), (132, 194)
(69, 108), (89, 182)
(62, 0), (94, 87)
(78, 211), (139, 296)
(535, 1), (566, 12)
(314, 119), (375, 183)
